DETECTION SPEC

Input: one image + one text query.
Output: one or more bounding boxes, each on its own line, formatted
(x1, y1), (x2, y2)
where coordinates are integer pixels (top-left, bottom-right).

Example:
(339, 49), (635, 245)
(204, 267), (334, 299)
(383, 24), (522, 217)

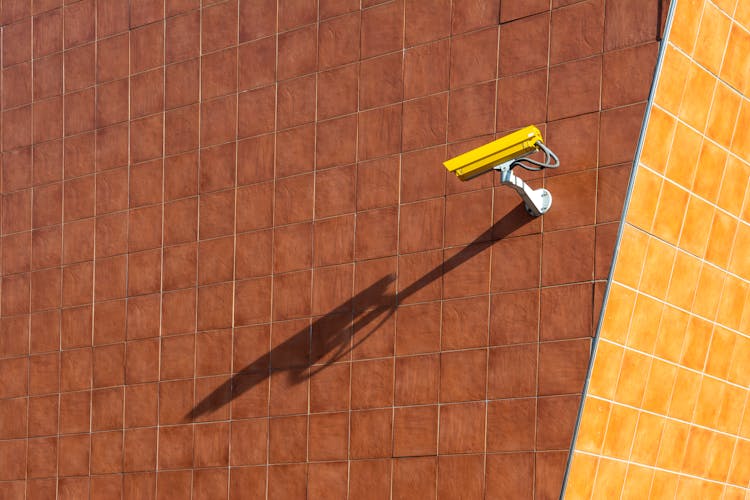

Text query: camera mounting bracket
(494, 160), (552, 217)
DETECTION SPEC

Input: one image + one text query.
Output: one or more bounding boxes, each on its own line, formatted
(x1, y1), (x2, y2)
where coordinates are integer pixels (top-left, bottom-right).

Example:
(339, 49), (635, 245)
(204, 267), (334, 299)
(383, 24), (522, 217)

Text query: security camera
(443, 125), (559, 217)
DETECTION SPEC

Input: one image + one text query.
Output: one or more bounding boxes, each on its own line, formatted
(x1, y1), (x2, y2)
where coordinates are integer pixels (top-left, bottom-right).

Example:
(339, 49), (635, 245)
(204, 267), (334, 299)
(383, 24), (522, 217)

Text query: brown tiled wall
(0, 0), (663, 498)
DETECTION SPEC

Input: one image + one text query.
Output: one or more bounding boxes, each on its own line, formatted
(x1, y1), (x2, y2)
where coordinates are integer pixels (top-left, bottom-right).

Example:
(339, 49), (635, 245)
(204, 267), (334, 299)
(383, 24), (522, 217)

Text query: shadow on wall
(189, 202), (536, 420)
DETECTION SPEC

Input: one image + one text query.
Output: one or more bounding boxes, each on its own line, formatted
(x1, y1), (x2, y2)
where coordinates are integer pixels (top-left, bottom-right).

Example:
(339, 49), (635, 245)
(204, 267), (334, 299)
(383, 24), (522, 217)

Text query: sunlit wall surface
(566, 0), (750, 497)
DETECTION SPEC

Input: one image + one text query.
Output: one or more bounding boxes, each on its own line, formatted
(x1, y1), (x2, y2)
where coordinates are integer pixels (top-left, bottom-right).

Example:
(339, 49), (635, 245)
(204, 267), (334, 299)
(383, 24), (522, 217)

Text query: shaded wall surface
(566, 0), (750, 497)
(0, 0), (663, 498)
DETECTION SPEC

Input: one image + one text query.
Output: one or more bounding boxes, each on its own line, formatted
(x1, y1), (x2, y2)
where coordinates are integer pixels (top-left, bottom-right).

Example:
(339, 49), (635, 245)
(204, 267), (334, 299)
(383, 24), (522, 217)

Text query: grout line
(586, 390), (750, 448)
(477, 13), (501, 492)
(225, 0), (242, 494)
(533, 4), (555, 496)
(153, 2), (167, 497)
(27, 4), (36, 492)
(576, 448), (749, 491)
(87, 0), (99, 483)
(56, 5), (64, 497)
(265, 1), (280, 496)
(596, 334), (749, 405)
(189, 5), (204, 500)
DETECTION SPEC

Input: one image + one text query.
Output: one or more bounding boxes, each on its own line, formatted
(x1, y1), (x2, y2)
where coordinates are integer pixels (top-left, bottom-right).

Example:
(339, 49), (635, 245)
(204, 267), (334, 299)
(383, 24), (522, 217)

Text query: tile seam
(612, 266), (750, 342)
(594, 337), (749, 409)
(574, 448), (750, 491)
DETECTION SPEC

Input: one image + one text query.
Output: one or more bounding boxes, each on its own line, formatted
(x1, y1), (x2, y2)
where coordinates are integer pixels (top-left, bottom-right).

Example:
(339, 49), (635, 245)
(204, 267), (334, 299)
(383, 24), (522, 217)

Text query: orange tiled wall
(0, 0), (666, 499)
(566, 0), (750, 497)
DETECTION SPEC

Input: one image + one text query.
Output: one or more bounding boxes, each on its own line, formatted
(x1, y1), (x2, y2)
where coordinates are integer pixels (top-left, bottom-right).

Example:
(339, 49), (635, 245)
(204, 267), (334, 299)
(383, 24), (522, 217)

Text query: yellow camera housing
(443, 125), (544, 181)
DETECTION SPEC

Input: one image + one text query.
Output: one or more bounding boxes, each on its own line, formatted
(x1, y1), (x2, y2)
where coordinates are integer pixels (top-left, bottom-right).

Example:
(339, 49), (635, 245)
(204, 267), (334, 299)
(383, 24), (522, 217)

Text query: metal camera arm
(494, 160), (552, 217)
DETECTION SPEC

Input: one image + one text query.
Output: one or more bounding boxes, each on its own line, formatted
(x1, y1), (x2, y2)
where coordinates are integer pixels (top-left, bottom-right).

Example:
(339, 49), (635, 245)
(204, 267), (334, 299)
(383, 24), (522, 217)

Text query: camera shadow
(188, 202), (536, 420)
